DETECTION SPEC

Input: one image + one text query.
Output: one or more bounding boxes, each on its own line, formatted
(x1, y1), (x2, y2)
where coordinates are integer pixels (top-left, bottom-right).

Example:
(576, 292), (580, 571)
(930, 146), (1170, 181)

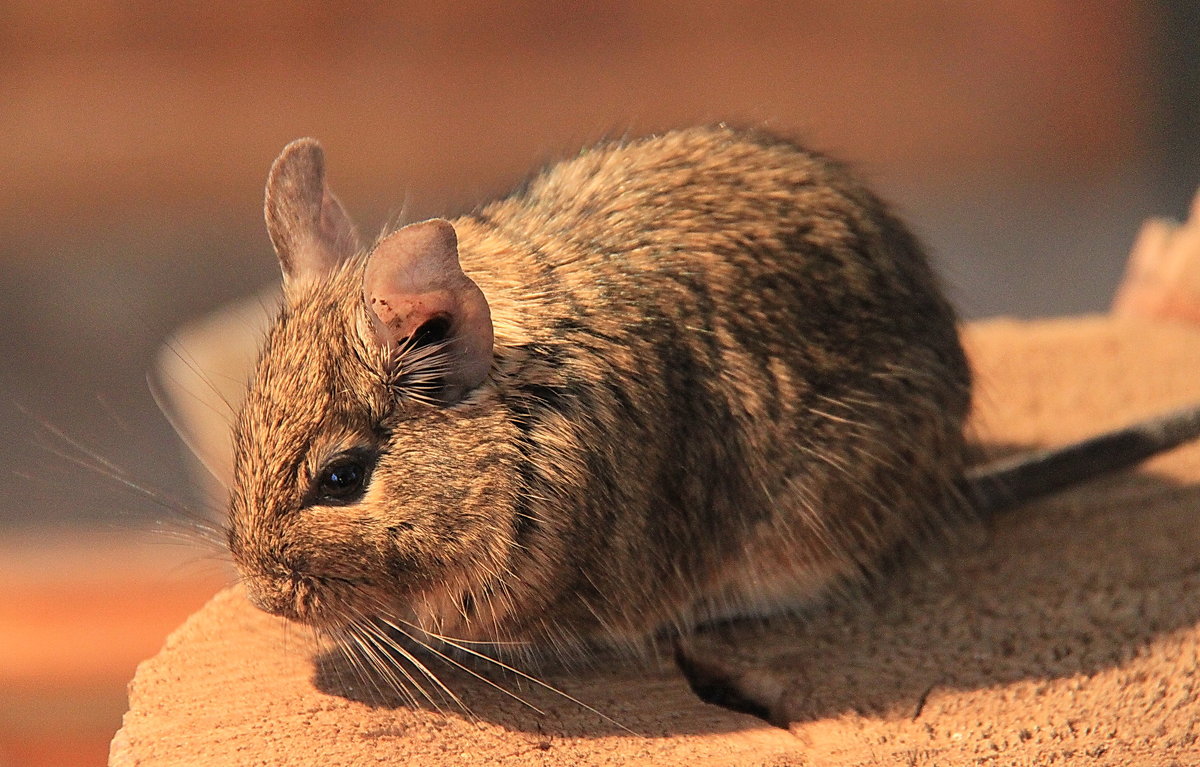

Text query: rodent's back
(450, 126), (970, 638)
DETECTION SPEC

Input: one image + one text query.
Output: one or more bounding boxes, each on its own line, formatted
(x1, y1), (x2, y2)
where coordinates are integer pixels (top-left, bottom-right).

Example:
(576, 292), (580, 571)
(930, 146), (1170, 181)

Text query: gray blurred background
(1, 1), (1198, 530)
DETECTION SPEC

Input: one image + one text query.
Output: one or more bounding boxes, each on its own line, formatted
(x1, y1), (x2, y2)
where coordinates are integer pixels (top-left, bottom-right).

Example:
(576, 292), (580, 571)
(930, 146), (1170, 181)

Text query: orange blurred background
(1, 2), (1197, 765)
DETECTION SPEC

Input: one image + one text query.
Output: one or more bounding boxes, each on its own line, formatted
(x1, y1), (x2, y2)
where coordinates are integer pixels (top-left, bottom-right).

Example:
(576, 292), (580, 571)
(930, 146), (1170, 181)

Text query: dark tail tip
(965, 404), (1200, 516)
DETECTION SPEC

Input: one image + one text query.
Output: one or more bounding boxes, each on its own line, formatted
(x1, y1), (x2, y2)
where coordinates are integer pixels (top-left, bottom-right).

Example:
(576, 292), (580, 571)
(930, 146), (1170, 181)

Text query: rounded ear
(363, 219), (494, 402)
(264, 138), (362, 288)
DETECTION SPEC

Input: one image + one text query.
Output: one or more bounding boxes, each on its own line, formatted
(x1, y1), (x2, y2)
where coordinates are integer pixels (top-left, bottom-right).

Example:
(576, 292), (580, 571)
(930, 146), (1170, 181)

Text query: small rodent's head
(228, 139), (514, 637)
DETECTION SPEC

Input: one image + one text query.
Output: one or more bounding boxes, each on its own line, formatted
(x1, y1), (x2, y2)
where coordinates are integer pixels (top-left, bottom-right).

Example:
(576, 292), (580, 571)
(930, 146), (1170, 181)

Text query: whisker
(93, 393), (142, 437)
(416, 626), (531, 648)
(384, 616), (634, 735)
(32, 437), (226, 547)
(19, 407), (228, 550)
(357, 620), (463, 716)
(339, 621), (422, 707)
(341, 627), (414, 707)
(156, 336), (242, 419)
(379, 618), (548, 717)
(358, 630), (433, 710)
(146, 369), (232, 491)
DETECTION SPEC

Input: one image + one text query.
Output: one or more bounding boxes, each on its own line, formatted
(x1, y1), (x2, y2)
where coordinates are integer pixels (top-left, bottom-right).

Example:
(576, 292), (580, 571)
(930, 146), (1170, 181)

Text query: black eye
(313, 454), (371, 504)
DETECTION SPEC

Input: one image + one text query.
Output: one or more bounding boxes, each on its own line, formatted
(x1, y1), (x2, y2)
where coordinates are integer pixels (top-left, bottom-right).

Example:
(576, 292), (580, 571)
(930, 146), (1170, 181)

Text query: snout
(242, 573), (311, 622)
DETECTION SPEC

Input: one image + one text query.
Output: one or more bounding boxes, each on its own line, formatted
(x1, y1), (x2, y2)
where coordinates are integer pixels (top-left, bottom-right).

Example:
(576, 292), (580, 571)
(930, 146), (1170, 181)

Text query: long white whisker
(352, 623), (439, 711)
(29, 435), (227, 548)
(383, 617), (634, 735)
(341, 627), (413, 707)
(379, 618), (548, 717)
(147, 369), (232, 491)
(157, 336), (242, 418)
(20, 404), (224, 524)
(359, 620), (466, 716)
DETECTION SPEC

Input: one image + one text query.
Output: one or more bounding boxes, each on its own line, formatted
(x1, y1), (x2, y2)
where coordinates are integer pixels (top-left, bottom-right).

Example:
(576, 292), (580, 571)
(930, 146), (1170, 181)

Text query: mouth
(239, 560), (499, 642)
(243, 570), (408, 635)
(243, 573), (320, 623)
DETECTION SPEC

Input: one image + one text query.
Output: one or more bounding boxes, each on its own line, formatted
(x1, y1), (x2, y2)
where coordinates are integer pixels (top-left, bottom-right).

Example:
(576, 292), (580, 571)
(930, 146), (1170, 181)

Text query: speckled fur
(228, 126), (971, 652)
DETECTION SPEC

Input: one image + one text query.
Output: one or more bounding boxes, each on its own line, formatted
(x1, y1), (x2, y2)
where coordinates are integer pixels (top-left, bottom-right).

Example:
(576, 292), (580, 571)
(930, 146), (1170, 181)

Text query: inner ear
(363, 219), (494, 403)
(408, 314), (453, 351)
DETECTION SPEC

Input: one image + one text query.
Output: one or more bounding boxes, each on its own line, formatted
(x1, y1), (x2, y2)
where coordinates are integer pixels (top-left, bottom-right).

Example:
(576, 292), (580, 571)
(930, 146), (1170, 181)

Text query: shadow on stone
(312, 448), (1200, 738)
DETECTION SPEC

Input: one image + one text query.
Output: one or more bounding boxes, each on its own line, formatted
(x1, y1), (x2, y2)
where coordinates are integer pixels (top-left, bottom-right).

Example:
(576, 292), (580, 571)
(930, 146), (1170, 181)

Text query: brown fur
(228, 126), (971, 654)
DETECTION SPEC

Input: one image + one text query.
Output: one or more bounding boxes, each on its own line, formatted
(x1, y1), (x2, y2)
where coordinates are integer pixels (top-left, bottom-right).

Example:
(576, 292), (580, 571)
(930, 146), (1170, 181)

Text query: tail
(965, 404), (1200, 517)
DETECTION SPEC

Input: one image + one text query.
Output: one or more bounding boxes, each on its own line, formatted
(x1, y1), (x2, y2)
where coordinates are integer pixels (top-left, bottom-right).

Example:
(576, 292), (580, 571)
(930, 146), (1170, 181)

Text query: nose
(243, 575), (302, 620)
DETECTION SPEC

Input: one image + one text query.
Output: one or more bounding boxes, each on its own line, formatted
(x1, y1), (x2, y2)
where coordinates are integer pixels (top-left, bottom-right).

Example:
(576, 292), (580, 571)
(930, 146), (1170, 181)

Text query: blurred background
(0, 2), (1197, 765)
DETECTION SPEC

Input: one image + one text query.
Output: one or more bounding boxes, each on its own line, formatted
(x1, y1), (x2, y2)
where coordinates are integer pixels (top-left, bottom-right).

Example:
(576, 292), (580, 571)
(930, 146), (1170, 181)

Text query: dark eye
(312, 453), (371, 504)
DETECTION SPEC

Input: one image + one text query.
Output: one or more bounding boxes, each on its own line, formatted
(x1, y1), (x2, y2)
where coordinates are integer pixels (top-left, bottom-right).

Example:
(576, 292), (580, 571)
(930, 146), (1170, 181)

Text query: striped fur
(228, 126), (971, 652)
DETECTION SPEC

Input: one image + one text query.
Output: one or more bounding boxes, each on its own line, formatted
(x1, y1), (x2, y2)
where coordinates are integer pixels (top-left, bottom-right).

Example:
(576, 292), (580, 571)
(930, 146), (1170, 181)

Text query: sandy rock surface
(112, 316), (1200, 766)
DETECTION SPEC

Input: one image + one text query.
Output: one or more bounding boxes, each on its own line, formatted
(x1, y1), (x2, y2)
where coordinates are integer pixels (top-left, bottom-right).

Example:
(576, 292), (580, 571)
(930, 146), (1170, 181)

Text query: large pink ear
(264, 138), (362, 287)
(363, 219), (493, 401)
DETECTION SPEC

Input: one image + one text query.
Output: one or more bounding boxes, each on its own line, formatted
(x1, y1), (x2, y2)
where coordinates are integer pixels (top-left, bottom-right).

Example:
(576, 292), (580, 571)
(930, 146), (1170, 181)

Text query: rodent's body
(231, 126), (971, 650)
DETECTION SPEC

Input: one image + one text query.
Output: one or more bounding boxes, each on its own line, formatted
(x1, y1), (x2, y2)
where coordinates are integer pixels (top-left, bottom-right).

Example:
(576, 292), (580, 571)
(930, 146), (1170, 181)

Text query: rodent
(226, 125), (1200, 657)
